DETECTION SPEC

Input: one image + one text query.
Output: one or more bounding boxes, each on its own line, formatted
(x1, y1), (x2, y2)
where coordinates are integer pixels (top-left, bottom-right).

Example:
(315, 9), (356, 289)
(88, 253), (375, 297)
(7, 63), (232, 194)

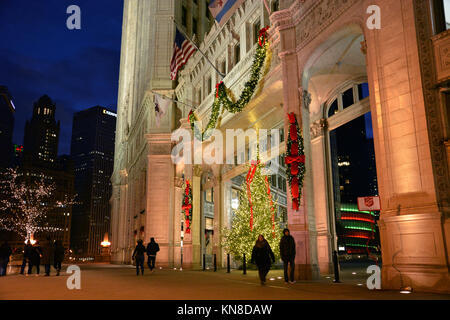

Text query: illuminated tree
(0, 168), (73, 241)
(222, 162), (283, 263)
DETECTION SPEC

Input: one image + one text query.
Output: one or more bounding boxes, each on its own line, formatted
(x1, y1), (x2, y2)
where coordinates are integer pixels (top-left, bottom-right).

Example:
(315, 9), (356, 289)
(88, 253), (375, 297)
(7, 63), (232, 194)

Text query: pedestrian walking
(41, 237), (54, 276)
(132, 239), (146, 276)
(28, 241), (43, 276)
(0, 241), (12, 276)
(279, 228), (296, 284)
(20, 240), (33, 275)
(251, 234), (275, 285)
(53, 240), (65, 276)
(146, 237), (160, 272)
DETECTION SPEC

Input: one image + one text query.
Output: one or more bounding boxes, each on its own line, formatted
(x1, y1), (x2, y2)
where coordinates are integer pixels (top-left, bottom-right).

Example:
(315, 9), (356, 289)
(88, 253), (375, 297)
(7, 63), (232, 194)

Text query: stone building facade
(111, 0), (450, 293)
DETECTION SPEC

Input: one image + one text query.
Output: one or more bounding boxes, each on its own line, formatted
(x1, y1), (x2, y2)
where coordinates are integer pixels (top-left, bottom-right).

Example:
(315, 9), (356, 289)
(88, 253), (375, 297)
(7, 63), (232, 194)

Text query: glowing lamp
(101, 232), (111, 247)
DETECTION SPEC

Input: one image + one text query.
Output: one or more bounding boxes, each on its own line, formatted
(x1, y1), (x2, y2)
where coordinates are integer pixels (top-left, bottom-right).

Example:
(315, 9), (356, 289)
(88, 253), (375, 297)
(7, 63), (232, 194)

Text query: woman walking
(251, 234), (275, 285)
(132, 239), (146, 276)
(28, 241), (43, 276)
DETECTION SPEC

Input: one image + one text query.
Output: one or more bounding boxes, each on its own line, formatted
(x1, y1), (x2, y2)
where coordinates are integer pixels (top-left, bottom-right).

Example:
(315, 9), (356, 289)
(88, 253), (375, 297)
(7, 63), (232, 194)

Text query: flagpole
(151, 90), (196, 109)
(170, 16), (226, 80)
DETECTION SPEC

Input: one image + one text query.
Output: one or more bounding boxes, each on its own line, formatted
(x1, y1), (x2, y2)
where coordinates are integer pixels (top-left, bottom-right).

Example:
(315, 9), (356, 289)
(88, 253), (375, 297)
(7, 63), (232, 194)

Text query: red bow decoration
(216, 81), (223, 98)
(246, 160), (260, 230)
(188, 110), (194, 124)
(258, 26), (270, 47)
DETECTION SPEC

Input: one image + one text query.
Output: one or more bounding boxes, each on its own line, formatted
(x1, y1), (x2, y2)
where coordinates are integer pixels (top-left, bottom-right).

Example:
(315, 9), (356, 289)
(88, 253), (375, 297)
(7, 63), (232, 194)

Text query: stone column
(310, 118), (334, 274)
(145, 133), (175, 267)
(191, 165), (203, 269)
(365, 0), (449, 293)
(278, 21), (320, 280)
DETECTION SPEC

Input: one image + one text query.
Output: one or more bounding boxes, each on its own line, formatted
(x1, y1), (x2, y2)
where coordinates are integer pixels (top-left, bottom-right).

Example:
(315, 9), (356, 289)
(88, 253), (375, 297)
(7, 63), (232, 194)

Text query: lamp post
(100, 232), (111, 262)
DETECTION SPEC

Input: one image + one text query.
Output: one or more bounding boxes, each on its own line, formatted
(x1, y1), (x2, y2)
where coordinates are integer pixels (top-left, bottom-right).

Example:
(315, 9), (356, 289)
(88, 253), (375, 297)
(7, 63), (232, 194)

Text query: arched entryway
(302, 24), (381, 275)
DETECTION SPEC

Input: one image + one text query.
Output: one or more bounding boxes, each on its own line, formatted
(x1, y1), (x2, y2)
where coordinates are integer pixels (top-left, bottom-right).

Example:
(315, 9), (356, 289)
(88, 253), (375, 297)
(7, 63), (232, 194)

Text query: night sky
(0, 0), (124, 155)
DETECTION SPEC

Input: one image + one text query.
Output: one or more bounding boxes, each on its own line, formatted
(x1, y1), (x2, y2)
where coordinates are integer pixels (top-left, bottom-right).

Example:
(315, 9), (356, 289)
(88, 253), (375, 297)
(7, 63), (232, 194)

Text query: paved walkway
(0, 263), (449, 300)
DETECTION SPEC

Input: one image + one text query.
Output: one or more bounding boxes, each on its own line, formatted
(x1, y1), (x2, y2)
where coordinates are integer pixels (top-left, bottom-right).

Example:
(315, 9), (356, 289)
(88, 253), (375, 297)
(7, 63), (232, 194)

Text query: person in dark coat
(53, 240), (65, 276)
(251, 234), (275, 285)
(146, 237), (160, 272)
(20, 240), (33, 275)
(132, 239), (146, 276)
(279, 228), (296, 283)
(0, 241), (13, 276)
(41, 237), (54, 276)
(28, 241), (43, 275)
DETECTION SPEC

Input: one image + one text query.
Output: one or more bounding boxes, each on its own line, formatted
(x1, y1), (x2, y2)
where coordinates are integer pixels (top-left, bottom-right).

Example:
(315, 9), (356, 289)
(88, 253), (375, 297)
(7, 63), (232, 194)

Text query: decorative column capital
(310, 118), (328, 139)
(174, 176), (184, 188)
(193, 165), (203, 177)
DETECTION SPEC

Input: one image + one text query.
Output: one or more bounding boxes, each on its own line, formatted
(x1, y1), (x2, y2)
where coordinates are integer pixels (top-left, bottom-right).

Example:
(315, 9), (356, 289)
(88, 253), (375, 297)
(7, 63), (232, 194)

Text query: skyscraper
(70, 106), (116, 258)
(20, 95), (73, 248)
(0, 86), (15, 169)
(23, 95), (60, 168)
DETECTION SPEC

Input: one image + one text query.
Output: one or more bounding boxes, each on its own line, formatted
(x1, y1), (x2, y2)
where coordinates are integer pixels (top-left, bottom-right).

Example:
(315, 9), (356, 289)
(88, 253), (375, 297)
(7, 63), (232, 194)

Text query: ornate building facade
(111, 0), (450, 293)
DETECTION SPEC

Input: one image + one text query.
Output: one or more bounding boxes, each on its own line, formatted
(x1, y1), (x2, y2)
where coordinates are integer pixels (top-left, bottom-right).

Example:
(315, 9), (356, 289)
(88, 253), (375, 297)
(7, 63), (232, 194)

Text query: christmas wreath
(182, 180), (193, 234)
(285, 112), (306, 211)
(188, 26), (271, 141)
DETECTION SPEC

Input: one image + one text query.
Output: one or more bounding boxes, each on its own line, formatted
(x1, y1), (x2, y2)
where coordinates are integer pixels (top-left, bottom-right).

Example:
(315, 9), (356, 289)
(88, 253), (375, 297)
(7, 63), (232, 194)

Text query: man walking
(41, 237), (54, 276)
(20, 240), (32, 275)
(146, 237), (160, 272)
(279, 228), (296, 284)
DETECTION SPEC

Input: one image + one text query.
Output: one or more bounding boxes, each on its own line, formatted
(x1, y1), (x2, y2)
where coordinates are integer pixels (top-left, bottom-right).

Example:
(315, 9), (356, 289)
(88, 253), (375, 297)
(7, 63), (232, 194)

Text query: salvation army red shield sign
(357, 196), (381, 211)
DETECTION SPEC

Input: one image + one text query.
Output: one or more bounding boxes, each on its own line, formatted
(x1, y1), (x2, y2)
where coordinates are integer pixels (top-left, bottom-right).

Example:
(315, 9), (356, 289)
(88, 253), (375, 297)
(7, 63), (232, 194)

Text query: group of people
(0, 237), (65, 277)
(131, 230), (297, 286)
(251, 228), (297, 285)
(132, 237), (160, 276)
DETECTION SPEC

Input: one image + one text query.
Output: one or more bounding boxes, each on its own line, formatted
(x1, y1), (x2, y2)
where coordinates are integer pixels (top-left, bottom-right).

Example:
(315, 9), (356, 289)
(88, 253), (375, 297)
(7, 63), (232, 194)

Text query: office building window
(182, 6), (188, 27)
(235, 44), (240, 64)
(253, 20), (261, 45)
(193, 18), (198, 35)
(272, 0), (280, 12)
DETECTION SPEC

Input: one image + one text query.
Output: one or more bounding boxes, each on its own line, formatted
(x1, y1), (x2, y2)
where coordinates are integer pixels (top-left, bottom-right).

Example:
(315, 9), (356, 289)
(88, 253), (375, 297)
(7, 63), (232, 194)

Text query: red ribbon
(246, 160), (259, 231)
(264, 176), (276, 238)
(258, 26), (270, 47)
(289, 124), (298, 141)
(216, 81), (223, 98)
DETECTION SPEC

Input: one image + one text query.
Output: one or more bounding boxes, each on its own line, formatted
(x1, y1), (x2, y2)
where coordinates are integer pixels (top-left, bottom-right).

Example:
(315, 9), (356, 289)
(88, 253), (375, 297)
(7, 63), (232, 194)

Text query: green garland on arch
(188, 27), (270, 141)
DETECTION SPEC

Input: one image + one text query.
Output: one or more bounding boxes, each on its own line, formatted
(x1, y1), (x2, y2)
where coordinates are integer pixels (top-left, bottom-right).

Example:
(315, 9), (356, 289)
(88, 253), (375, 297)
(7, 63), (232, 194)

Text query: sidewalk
(0, 263), (448, 300)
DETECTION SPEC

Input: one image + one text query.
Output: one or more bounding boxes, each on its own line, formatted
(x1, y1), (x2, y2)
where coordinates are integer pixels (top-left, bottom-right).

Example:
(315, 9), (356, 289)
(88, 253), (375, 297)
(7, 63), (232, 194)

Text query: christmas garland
(285, 113), (306, 211)
(188, 27), (271, 141)
(182, 180), (193, 234)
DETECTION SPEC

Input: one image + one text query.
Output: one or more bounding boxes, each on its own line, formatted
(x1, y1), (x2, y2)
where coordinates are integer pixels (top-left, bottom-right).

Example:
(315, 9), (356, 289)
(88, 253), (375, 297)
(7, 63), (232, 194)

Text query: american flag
(170, 27), (196, 80)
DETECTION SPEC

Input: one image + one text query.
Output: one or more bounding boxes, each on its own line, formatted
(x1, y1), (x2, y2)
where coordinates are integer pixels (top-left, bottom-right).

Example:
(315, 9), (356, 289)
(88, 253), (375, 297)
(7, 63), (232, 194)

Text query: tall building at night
(70, 106), (116, 258)
(23, 95), (60, 168)
(0, 86), (15, 169)
(112, 0), (450, 293)
(20, 95), (73, 248)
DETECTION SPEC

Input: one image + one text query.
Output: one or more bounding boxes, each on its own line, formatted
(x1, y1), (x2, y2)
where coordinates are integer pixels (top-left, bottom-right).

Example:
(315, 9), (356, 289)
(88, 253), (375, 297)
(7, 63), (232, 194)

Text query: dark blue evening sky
(0, 0), (123, 155)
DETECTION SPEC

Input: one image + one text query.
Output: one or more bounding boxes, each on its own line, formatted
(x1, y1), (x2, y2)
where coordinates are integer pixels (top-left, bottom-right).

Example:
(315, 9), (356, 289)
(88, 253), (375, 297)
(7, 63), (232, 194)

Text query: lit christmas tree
(0, 168), (74, 241)
(222, 162), (283, 263)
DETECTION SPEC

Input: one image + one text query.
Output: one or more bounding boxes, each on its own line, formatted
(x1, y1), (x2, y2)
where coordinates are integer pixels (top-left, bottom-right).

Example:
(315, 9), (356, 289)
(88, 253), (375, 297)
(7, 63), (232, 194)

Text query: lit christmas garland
(182, 180), (193, 234)
(285, 112), (306, 210)
(188, 27), (271, 141)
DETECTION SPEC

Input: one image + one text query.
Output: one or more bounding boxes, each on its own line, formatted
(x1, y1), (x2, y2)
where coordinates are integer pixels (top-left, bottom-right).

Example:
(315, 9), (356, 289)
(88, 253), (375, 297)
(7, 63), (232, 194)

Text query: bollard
(243, 253), (247, 275)
(332, 250), (341, 283)
(227, 253), (230, 273)
(214, 254), (217, 272)
(203, 254), (206, 271)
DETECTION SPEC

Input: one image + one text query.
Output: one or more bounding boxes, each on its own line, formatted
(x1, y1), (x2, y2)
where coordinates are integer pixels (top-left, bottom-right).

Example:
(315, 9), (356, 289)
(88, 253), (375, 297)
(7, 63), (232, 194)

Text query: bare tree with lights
(0, 168), (73, 241)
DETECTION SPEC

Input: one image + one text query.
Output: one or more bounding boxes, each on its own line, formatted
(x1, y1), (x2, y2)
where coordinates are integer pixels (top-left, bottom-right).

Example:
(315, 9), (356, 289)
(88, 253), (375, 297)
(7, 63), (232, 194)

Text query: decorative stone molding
(432, 30), (450, 83)
(413, 0), (450, 209)
(193, 165), (203, 177)
(360, 39), (367, 55)
(310, 118), (328, 140)
(300, 89), (312, 112)
(174, 177), (184, 188)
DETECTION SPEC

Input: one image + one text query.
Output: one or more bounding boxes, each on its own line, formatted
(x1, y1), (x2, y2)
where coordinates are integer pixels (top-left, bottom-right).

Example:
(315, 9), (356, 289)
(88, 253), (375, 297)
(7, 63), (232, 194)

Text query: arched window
(326, 82), (370, 118)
